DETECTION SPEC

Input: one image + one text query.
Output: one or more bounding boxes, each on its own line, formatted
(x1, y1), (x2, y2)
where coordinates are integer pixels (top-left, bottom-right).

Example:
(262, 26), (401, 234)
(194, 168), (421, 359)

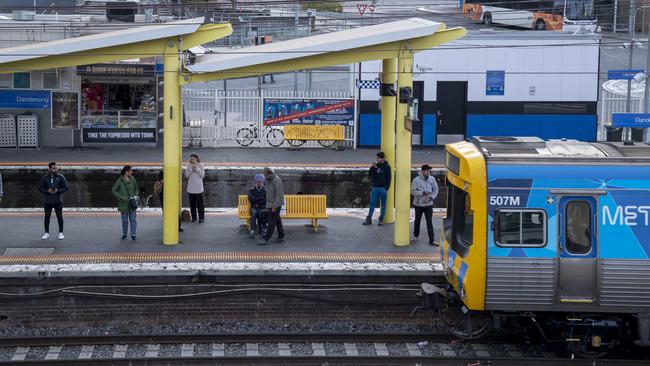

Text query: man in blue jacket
(363, 151), (391, 226)
(38, 162), (68, 240)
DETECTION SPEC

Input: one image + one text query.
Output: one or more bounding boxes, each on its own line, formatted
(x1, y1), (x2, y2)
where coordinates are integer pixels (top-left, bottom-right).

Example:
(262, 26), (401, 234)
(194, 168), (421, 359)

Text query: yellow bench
(284, 125), (345, 148)
(238, 194), (328, 232)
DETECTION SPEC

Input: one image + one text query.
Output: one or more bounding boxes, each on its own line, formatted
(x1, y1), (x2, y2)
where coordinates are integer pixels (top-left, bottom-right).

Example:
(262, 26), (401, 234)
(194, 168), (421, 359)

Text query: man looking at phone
(363, 151), (391, 226)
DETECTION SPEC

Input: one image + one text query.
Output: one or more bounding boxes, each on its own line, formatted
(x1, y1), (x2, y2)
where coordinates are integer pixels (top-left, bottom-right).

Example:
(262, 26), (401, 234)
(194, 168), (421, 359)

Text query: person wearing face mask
(410, 164), (439, 246)
(363, 151), (391, 226)
(185, 154), (206, 223)
(38, 162), (68, 240)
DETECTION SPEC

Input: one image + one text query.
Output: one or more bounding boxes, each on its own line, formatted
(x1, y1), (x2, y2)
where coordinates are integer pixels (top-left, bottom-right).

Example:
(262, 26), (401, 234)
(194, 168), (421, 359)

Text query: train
(421, 136), (650, 357)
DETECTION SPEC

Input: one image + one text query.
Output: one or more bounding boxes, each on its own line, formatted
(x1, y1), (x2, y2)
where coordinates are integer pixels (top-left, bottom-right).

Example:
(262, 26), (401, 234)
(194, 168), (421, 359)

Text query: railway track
(0, 333), (648, 365)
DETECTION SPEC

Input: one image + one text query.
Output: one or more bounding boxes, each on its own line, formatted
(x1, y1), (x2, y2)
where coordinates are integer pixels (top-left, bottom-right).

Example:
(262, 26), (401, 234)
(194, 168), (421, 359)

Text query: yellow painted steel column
(381, 58), (397, 224)
(394, 46), (413, 247)
(163, 38), (182, 245)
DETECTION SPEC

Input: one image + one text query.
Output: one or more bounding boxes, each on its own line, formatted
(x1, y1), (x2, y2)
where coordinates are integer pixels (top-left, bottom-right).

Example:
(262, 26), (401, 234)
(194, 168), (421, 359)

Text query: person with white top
(185, 154), (206, 223)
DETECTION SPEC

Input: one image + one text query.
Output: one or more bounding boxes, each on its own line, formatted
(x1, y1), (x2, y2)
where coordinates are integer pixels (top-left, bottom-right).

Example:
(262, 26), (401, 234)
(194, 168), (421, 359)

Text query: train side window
(565, 201), (591, 255)
(495, 210), (546, 247)
(449, 184), (473, 256)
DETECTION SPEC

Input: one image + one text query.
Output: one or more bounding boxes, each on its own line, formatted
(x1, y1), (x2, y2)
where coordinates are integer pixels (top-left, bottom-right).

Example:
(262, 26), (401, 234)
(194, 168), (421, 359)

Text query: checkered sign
(356, 79), (380, 89)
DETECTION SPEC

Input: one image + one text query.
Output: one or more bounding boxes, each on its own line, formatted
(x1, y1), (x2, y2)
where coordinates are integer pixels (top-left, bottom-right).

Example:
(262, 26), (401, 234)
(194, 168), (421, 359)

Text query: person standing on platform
(111, 165), (139, 241)
(259, 167), (285, 245)
(38, 162), (68, 240)
(410, 164), (439, 246)
(185, 154), (205, 223)
(363, 151), (391, 226)
(248, 173), (267, 238)
(154, 171), (183, 232)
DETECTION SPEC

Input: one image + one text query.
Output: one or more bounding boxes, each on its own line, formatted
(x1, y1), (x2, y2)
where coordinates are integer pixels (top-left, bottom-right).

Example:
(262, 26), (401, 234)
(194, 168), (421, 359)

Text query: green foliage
(302, 1), (343, 13)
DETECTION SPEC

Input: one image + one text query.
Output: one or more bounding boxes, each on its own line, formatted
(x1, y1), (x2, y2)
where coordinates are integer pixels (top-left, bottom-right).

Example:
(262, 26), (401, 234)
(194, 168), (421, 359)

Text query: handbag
(121, 178), (140, 210)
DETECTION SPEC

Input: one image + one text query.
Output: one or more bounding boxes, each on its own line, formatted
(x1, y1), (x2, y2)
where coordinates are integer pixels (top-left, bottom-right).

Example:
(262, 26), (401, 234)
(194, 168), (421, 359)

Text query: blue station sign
(608, 69), (645, 80)
(0, 90), (51, 109)
(612, 113), (650, 128)
(486, 70), (505, 96)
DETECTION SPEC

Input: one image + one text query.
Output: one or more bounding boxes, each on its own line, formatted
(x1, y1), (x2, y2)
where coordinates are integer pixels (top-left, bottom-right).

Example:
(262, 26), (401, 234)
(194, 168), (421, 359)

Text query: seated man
(247, 174), (267, 238)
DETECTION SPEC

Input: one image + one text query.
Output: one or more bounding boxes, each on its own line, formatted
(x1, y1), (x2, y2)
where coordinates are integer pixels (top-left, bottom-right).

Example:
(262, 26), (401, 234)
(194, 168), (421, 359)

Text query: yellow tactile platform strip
(0, 251), (440, 265)
(0, 161), (444, 169)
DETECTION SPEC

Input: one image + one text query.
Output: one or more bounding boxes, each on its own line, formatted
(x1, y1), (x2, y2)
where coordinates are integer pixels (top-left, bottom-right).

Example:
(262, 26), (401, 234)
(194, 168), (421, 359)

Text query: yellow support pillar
(163, 39), (182, 245)
(381, 58), (397, 224)
(394, 45), (413, 247)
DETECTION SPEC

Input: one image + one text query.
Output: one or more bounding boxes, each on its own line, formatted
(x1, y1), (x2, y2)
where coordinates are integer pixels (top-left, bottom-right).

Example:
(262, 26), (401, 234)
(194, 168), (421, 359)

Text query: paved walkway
(0, 209), (443, 263)
(0, 146), (445, 167)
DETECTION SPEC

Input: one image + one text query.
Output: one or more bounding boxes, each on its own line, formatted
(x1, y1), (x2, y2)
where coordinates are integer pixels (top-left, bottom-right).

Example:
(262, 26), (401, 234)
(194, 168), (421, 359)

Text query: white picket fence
(182, 89), (356, 148)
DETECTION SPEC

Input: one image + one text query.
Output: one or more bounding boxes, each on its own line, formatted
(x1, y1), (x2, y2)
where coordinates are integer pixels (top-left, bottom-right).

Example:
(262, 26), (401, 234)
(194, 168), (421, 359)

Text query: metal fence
(183, 89), (356, 148)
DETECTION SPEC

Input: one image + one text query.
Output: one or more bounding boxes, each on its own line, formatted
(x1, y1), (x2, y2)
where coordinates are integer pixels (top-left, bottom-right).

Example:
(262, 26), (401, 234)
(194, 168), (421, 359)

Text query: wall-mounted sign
(608, 69), (644, 80)
(83, 127), (157, 143)
(486, 70), (505, 96)
(263, 98), (355, 126)
(0, 90), (50, 109)
(51, 91), (79, 129)
(77, 63), (155, 78)
(612, 113), (650, 128)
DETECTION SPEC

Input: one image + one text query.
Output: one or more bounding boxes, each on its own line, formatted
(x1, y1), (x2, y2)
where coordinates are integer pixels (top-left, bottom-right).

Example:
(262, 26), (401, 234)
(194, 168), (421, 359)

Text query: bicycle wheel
(318, 140), (337, 148)
(236, 128), (255, 146)
(287, 139), (306, 148)
(266, 128), (284, 147)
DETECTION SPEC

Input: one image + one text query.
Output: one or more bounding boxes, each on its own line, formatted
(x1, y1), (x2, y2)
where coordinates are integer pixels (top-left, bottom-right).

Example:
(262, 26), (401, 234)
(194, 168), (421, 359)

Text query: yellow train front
(425, 136), (650, 357)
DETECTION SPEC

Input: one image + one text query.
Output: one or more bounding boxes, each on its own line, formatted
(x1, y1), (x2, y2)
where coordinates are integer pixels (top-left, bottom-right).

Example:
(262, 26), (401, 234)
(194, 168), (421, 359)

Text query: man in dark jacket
(259, 167), (285, 245)
(248, 174), (267, 238)
(363, 151), (391, 226)
(38, 162), (68, 240)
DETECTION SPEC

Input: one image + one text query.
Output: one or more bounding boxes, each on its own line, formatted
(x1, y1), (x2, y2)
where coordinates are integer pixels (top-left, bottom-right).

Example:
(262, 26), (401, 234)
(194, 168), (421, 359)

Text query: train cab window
(495, 210), (546, 247)
(565, 201), (592, 255)
(447, 184), (473, 256)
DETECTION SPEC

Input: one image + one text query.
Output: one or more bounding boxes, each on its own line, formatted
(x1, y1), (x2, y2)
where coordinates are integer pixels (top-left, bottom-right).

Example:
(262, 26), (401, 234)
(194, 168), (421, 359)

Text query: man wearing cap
(410, 164), (439, 245)
(363, 151), (392, 226)
(248, 174), (267, 238)
(260, 167), (285, 245)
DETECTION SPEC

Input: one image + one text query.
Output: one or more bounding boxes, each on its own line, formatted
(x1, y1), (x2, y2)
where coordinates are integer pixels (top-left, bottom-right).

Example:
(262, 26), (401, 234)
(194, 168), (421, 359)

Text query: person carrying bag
(111, 165), (139, 241)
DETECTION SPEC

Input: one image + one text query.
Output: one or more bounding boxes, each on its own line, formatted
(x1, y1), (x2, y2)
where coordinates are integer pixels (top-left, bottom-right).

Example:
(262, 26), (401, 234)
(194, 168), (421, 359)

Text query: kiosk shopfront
(78, 63), (158, 144)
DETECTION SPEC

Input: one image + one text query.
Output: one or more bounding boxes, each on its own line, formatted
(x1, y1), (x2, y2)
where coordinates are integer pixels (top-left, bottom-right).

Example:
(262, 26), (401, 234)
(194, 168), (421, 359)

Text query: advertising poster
(82, 128), (157, 143)
(51, 91), (79, 129)
(263, 98), (355, 126)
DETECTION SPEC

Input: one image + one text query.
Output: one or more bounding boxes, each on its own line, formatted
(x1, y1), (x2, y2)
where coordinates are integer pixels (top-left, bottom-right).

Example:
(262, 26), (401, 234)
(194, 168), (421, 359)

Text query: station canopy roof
(185, 18), (466, 82)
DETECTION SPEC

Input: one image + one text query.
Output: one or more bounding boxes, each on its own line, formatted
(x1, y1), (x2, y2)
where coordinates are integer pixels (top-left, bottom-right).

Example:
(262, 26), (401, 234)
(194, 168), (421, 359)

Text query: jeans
(188, 193), (205, 221)
(251, 207), (267, 235)
(366, 187), (387, 222)
(414, 206), (434, 243)
(264, 207), (284, 240)
(121, 209), (137, 236)
(44, 203), (63, 233)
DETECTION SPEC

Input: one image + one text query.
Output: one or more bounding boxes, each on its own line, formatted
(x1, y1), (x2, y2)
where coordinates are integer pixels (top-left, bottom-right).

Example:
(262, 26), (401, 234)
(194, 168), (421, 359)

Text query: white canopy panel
(0, 18), (205, 64)
(188, 18), (442, 73)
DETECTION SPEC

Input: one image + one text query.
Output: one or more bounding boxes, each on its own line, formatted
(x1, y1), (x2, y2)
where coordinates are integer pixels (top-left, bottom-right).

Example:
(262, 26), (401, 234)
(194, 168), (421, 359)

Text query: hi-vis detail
(602, 206), (650, 226)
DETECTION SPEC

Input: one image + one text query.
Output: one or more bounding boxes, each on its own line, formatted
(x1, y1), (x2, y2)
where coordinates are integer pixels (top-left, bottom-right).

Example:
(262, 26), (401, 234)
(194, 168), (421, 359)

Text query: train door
(436, 81), (467, 146)
(557, 196), (598, 303)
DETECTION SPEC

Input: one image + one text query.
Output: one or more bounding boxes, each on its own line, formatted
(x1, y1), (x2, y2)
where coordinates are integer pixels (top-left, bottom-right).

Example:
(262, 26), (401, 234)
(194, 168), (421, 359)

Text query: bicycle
(236, 123), (284, 147)
(286, 138), (338, 148)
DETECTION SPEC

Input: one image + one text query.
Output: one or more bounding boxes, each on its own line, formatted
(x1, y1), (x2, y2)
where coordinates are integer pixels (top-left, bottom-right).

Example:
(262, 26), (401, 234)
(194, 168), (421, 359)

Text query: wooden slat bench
(238, 194), (328, 232)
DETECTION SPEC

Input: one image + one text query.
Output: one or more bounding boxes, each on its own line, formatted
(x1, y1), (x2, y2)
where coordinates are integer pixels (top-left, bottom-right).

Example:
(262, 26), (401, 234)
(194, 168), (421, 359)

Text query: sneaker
(429, 240), (439, 246)
(362, 219), (372, 226)
(191, 219), (197, 223)
(410, 236), (418, 244)
(121, 234), (127, 241)
(249, 230), (256, 238)
(41, 233), (49, 240)
(198, 219), (204, 224)
(258, 239), (270, 245)
(179, 227), (184, 232)
(131, 234), (136, 241)
(377, 221), (383, 226)
(58, 233), (64, 240)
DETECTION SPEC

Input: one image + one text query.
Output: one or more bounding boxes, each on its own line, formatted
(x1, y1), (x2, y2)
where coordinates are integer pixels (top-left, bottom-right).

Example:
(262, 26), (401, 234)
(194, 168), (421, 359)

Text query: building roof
(187, 17), (443, 73)
(0, 17), (205, 64)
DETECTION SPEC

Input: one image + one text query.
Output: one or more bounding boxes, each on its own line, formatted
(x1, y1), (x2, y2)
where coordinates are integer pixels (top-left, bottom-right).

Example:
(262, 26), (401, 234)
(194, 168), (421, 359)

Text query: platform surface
(0, 209), (443, 277)
(0, 146), (445, 168)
